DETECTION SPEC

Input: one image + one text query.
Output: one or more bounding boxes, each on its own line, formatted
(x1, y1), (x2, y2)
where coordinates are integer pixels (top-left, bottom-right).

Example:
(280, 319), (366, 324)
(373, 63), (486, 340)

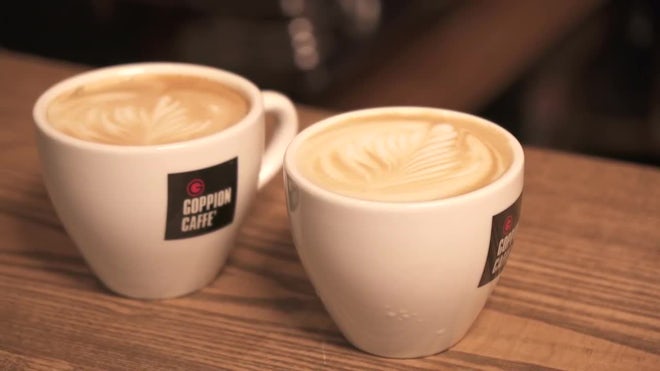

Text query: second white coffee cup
(284, 107), (524, 358)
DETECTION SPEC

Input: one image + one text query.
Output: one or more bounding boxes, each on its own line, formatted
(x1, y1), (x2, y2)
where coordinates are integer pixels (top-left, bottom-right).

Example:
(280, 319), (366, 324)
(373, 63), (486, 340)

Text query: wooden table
(1, 50), (658, 370)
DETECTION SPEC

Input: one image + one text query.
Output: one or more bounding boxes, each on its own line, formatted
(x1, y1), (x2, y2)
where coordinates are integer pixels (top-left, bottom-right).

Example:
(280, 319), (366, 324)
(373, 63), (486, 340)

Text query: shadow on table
(202, 188), (354, 348)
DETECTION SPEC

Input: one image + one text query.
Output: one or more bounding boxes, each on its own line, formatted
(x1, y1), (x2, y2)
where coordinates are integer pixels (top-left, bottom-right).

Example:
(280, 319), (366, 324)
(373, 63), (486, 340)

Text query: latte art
(297, 116), (512, 202)
(47, 74), (249, 145)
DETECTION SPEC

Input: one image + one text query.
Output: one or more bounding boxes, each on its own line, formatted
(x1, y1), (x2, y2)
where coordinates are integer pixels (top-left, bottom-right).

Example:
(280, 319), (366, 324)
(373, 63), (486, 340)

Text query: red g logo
(186, 178), (205, 197)
(503, 215), (514, 234)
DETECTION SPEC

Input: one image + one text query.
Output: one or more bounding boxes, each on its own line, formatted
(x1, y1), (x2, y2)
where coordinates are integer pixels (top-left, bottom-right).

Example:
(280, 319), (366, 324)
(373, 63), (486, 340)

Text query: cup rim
(284, 106), (525, 210)
(33, 62), (262, 153)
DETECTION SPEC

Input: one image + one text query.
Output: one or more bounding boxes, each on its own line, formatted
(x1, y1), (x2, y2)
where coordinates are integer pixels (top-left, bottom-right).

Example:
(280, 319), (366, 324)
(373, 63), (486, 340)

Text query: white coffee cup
(283, 107), (523, 358)
(34, 63), (298, 299)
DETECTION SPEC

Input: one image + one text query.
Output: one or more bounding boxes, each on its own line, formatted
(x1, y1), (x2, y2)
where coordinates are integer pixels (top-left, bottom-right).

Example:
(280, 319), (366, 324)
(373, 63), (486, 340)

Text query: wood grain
(1, 50), (659, 370)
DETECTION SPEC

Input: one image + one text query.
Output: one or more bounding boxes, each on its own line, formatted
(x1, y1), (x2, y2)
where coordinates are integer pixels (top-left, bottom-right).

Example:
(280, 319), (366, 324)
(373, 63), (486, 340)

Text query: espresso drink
(47, 73), (249, 145)
(296, 113), (513, 202)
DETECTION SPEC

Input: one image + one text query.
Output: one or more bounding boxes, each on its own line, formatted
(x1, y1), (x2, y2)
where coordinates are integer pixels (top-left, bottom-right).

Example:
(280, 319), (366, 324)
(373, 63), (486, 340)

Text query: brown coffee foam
(295, 112), (513, 202)
(47, 73), (249, 145)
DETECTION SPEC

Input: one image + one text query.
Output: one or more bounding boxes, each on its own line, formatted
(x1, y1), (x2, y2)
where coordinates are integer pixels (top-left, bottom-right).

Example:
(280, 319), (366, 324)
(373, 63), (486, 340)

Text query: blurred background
(2, 0), (659, 165)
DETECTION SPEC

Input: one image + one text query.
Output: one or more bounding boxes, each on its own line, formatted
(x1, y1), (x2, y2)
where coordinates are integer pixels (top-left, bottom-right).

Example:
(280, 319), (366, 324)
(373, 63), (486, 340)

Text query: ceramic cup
(283, 107), (523, 358)
(34, 63), (298, 299)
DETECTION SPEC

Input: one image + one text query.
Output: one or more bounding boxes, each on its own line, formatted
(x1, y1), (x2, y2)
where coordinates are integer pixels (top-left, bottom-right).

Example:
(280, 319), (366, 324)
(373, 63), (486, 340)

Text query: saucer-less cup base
(283, 107), (524, 357)
(33, 63), (298, 299)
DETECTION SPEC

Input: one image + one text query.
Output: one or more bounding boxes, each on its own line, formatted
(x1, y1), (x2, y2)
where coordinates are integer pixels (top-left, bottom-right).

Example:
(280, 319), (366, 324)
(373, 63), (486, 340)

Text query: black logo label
(165, 158), (237, 240)
(478, 194), (522, 287)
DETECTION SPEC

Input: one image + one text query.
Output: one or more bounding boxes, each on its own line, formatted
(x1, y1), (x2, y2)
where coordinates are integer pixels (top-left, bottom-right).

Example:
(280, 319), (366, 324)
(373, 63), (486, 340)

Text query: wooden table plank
(1, 50), (659, 370)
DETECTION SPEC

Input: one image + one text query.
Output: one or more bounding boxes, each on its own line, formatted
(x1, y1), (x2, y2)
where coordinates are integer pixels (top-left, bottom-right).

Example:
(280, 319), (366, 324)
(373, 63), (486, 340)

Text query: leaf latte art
(47, 74), (249, 145)
(296, 117), (512, 202)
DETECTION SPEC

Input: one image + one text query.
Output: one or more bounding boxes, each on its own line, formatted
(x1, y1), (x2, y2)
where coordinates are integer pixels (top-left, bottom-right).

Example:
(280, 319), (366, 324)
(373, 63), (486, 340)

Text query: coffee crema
(47, 73), (249, 145)
(295, 113), (513, 202)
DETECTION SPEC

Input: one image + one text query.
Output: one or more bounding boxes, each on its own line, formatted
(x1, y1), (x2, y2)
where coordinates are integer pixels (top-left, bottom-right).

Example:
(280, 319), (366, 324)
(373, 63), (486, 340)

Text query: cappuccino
(295, 112), (513, 202)
(47, 73), (249, 145)
(283, 107), (524, 357)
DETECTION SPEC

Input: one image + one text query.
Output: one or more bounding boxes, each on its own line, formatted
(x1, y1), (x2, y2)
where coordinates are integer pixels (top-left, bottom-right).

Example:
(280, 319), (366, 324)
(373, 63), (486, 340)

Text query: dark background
(2, 0), (658, 165)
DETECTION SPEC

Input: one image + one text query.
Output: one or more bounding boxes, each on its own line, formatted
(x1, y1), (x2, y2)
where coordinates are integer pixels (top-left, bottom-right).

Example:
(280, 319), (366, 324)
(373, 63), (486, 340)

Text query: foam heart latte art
(295, 114), (513, 202)
(46, 74), (249, 145)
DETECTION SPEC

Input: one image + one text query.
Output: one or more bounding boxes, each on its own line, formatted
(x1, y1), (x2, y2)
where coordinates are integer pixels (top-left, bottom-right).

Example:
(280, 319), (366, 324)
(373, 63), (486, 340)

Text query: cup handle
(258, 90), (298, 189)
